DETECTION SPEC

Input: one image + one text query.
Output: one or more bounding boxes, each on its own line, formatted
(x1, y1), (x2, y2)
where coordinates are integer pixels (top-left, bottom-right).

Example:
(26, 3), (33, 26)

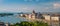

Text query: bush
(11, 21), (48, 26)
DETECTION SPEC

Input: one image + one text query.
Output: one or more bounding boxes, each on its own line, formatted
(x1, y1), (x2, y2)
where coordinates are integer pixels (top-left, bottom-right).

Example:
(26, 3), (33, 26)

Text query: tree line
(10, 21), (48, 26)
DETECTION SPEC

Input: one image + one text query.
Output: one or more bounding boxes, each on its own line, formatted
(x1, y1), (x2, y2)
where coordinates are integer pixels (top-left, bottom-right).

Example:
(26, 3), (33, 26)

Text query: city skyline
(0, 0), (59, 13)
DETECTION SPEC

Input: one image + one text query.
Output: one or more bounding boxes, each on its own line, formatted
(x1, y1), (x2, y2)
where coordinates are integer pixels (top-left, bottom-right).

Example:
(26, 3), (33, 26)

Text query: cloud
(0, 0), (59, 12)
(53, 3), (60, 8)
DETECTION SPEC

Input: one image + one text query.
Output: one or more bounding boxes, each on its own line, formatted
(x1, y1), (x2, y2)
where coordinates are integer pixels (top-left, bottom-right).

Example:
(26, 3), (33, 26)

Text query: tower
(32, 10), (35, 14)
(32, 10), (36, 19)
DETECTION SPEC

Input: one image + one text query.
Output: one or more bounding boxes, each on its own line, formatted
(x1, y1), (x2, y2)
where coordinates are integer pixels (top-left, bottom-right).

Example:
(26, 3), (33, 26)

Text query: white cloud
(53, 3), (60, 8)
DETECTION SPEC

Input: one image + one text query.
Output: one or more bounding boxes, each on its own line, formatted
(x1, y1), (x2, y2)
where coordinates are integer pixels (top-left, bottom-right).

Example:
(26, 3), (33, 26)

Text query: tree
(11, 21), (48, 26)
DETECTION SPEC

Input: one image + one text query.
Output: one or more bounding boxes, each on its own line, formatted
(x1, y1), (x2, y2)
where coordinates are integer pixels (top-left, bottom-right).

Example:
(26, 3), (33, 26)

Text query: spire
(32, 10), (35, 14)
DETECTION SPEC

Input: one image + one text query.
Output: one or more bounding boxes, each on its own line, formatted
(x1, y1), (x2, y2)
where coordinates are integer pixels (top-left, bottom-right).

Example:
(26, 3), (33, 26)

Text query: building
(31, 10), (36, 19)
(37, 12), (44, 19)
(25, 14), (29, 18)
(5, 22), (10, 26)
(20, 10), (44, 20)
(51, 14), (60, 21)
(43, 14), (50, 21)
(26, 10), (36, 19)
(0, 22), (6, 26)
(42, 14), (60, 21)
(29, 14), (32, 19)
(20, 14), (24, 17)
(51, 16), (59, 21)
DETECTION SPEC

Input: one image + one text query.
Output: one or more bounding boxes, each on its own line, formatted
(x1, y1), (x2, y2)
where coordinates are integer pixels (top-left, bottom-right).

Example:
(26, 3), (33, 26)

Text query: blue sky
(0, 0), (59, 13)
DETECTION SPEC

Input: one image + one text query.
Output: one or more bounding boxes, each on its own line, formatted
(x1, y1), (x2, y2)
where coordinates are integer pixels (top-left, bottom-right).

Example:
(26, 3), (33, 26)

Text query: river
(0, 14), (28, 24)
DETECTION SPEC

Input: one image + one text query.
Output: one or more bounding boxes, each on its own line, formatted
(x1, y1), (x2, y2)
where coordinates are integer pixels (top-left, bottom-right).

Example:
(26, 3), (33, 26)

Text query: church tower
(31, 10), (36, 19)
(32, 10), (35, 14)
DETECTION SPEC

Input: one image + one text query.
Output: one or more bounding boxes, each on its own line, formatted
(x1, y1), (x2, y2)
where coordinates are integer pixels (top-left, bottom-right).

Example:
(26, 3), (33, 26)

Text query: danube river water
(0, 14), (28, 24)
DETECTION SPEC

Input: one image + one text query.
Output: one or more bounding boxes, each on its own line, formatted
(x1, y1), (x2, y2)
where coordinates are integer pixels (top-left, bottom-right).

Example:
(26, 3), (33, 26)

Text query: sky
(0, 0), (59, 13)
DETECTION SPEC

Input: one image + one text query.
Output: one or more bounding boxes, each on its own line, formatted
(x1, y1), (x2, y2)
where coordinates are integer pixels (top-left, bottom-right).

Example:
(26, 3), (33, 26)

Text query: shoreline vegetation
(10, 21), (48, 26)
(0, 13), (13, 17)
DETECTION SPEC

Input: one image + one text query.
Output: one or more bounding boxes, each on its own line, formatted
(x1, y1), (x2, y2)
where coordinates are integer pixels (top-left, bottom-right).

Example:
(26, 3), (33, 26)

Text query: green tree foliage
(11, 21), (48, 26)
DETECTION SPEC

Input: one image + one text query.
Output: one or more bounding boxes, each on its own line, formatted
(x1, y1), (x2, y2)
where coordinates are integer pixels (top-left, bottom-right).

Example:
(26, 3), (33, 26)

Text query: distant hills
(0, 13), (14, 17)
(0, 12), (60, 17)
